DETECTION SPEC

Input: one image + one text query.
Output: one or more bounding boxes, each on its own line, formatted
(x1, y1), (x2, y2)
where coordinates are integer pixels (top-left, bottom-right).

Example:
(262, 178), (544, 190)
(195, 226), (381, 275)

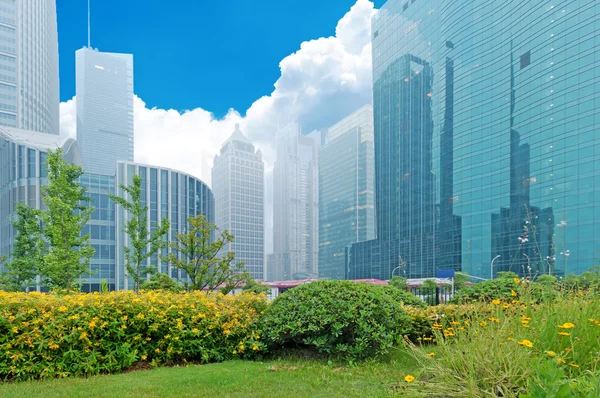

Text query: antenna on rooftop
(87, 0), (91, 48)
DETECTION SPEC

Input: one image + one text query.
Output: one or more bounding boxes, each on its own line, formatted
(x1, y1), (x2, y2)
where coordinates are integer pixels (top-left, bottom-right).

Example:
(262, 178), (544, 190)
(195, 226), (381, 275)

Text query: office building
(349, 0), (600, 280)
(319, 105), (375, 279)
(76, 47), (134, 175)
(0, 1), (60, 134)
(270, 122), (319, 281)
(212, 124), (265, 280)
(115, 161), (214, 290)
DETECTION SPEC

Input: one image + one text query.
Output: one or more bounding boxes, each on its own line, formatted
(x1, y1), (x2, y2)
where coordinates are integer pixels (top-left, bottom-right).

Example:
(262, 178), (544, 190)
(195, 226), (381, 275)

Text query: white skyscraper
(76, 47), (134, 175)
(212, 124), (265, 280)
(0, 0), (60, 134)
(269, 122), (319, 281)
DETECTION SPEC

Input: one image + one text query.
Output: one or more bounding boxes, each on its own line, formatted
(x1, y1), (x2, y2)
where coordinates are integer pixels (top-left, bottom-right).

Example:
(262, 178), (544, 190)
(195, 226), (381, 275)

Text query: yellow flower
(503, 304), (510, 309)
(58, 306), (67, 312)
(555, 357), (566, 364)
(558, 332), (570, 336)
(578, 291), (584, 297)
(450, 321), (460, 325)
(492, 299), (501, 305)
(546, 351), (556, 358)
(48, 342), (59, 350)
(232, 350), (237, 355)
(141, 355), (147, 361)
(489, 317), (500, 323)
(11, 326), (18, 333)
(423, 337), (433, 341)
(444, 329), (455, 337)
(514, 278), (521, 284)
(518, 339), (533, 348)
(558, 322), (575, 329)
(507, 337), (515, 342)
(426, 352), (436, 357)
(570, 363), (579, 368)
(511, 290), (517, 297)
(79, 331), (88, 340)
(404, 375), (415, 383)
(252, 344), (259, 351)
(480, 321), (487, 327)
(155, 348), (160, 354)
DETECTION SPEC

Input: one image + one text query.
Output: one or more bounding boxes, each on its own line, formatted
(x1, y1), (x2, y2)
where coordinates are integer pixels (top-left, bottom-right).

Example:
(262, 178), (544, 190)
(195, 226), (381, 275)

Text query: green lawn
(0, 350), (417, 398)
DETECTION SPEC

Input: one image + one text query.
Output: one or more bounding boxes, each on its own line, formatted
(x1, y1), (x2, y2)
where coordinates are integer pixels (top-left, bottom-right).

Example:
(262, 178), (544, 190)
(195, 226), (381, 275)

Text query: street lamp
(391, 266), (402, 278)
(490, 255), (501, 279)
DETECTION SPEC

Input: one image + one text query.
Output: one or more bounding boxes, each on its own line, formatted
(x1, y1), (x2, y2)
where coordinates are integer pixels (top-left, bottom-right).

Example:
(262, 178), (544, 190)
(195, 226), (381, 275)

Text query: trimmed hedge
(0, 290), (267, 381)
(260, 280), (411, 359)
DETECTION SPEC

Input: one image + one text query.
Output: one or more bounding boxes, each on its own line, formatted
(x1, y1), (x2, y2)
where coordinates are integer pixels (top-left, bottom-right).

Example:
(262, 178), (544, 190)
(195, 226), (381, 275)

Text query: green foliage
(382, 285), (426, 308)
(453, 272), (470, 291)
(450, 277), (520, 303)
(261, 280), (411, 360)
(40, 149), (94, 292)
(242, 278), (270, 295)
(560, 266), (600, 293)
(110, 174), (170, 293)
(0, 290), (266, 381)
(163, 214), (247, 292)
(0, 204), (44, 292)
(389, 276), (408, 291)
(536, 274), (557, 286)
(141, 272), (183, 293)
(100, 279), (109, 293)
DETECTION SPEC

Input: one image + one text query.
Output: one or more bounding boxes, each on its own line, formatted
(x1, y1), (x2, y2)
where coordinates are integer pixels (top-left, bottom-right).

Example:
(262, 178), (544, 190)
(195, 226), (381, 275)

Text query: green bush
(383, 285), (426, 309)
(140, 273), (184, 292)
(260, 280), (411, 359)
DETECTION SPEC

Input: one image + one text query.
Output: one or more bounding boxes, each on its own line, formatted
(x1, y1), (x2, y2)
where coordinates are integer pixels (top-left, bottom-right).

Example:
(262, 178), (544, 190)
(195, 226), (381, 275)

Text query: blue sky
(57, 0), (384, 117)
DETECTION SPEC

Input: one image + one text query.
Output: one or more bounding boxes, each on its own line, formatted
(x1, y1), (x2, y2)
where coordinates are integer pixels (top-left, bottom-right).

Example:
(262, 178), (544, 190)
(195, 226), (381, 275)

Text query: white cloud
(60, 0), (376, 253)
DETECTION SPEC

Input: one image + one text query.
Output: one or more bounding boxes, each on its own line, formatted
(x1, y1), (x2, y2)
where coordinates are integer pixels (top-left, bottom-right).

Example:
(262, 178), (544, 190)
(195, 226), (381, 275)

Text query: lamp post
(391, 266), (402, 278)
(490, 255), (501, 279)
(523, 253), (530, 274)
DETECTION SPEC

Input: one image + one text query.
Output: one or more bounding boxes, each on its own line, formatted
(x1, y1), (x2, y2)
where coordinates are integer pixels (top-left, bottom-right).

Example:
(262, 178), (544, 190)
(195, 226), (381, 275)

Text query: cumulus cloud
(60, 0), (376, 253)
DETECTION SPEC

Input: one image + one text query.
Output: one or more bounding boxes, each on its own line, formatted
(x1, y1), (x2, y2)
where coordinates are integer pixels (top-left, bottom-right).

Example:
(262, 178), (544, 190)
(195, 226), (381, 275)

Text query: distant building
(0, 1), (60, 134)
(212, 124), (265, 280)
(76, 47), (134, 175)
(270, 122), (319, 281)
(319, 105), (375, 279)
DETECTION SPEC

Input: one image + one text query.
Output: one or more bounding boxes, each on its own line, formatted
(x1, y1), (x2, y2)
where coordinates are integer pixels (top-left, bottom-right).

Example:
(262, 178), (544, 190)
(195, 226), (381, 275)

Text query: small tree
(163, 214), (248, 292)
(110, 174), (169, 293)
(389, 275), (408, 291)
(242, 277), (270, 295)
(0, 204), (44, 291)
(141, 272), (183, 293)
(40, 149), (94, 292)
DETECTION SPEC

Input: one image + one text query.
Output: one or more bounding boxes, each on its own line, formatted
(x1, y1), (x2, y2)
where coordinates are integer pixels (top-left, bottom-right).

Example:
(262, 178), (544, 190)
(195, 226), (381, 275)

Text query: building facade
(319, 105), (375, 279)
(212, 124), (264, 280)
(76, 48), (134, 175)
(350, 0), (600, 280)
(270, 122), (319, 281)
(0, 127), (82, 270)
(0, 0), (60, 134)
(115, 162), (214, 290)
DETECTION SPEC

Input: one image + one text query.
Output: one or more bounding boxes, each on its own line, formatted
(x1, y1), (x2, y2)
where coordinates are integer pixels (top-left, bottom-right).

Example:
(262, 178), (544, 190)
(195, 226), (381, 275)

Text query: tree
(0, 204), (44, 291)
(389, 275), (408, 291)
(40, 149), (94, 292)
(110, 174), (169, 293)
(141, 272), (183, 293)
(242, 277), (270, 295)
(163, 214), (248, 292)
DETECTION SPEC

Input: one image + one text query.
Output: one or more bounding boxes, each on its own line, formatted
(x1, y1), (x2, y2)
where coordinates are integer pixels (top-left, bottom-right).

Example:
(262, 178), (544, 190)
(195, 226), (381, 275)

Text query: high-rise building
(269, 122), (319, 281)
(0, 1), (59, 134)
(212, 124), (265, 280)
(76, 47), (134, 175)
(349, 0), (600, 280)
(319, 105), (375, 279)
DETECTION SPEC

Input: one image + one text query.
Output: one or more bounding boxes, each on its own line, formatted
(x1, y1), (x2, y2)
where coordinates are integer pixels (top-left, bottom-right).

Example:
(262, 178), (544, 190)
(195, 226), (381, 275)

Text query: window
(520, 51), (531, 69)
(403, 2), (408, 11)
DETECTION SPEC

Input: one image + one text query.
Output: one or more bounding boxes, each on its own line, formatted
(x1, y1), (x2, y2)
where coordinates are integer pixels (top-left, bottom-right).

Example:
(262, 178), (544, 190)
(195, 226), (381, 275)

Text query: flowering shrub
(261, 280), (411, 359)
(0, 290), (267, 381)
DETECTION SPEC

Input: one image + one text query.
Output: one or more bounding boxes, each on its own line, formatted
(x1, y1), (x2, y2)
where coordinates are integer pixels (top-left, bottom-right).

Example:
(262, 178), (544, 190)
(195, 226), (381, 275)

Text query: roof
(225, 123), (251, 145)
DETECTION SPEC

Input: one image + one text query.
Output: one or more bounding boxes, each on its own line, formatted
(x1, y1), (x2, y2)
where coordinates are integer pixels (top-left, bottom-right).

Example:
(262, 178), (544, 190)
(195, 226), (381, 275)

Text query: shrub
(0, 290), (267, 381)
(383, 285), (426, 309)
(261, 280), (411, 359)
(140, 273), (184, 292)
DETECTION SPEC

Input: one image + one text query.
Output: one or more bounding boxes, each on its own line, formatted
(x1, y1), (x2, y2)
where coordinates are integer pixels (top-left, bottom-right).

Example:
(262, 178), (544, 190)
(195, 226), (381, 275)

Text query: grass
(0, 350), (418, 398)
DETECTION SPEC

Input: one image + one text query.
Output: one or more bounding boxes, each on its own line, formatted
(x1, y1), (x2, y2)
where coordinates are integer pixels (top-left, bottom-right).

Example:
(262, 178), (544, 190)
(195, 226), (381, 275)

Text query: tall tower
(76, 48), (134, 175)
(212, 124), (265, 280)
(270, 122), (319, 281)
(0, 0), (60, 134)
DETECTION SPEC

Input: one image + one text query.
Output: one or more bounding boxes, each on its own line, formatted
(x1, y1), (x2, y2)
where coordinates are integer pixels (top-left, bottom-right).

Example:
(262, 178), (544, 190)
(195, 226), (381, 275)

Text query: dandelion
(518, 339), (533, 348)
(404, 375), (415, 383)
(558, 322), (575, 329)
(492, 299), (501, 305)
(546, 351), (556, 357)
(558, 332), (570, 336)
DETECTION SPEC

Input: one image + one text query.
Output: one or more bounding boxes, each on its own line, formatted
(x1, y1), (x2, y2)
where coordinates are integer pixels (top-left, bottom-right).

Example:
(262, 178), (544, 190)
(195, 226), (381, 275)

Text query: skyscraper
(0, 1), (60, 134)
(76, 47), (134, 175)
(269, 122), (319, 281)
(349, 0), (600, 280)
(212, 124), (265, 280)
(319, 105), (375, 279)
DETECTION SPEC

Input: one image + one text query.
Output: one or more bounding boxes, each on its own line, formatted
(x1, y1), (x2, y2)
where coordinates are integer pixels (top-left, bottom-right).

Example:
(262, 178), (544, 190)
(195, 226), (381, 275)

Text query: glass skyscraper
(269, 122), (319, 281)
(76, 48), (134, 175)
(349, 0), (600, 280)
(212, 124), (265, 280)
(0, 0), (59, 134)
(319, 105), (375, 279)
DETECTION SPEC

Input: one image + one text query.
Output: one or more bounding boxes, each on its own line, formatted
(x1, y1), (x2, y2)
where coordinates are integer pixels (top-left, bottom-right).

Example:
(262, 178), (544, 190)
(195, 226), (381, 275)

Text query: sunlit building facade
(349, 0), (600, 280)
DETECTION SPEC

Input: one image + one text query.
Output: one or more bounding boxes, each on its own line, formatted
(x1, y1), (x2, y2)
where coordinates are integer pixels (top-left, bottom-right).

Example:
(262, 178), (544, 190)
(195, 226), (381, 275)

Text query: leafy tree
(242, 277), (270, 295)
(389, 275), (408, 291)
(163, 214), (248, 292)
(453, 272), (470, 291)
(110, 174), (170, 293)
(0, 204), (44, 291)
(141, 272), (183, 293)
(40, 149), (94, 292)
